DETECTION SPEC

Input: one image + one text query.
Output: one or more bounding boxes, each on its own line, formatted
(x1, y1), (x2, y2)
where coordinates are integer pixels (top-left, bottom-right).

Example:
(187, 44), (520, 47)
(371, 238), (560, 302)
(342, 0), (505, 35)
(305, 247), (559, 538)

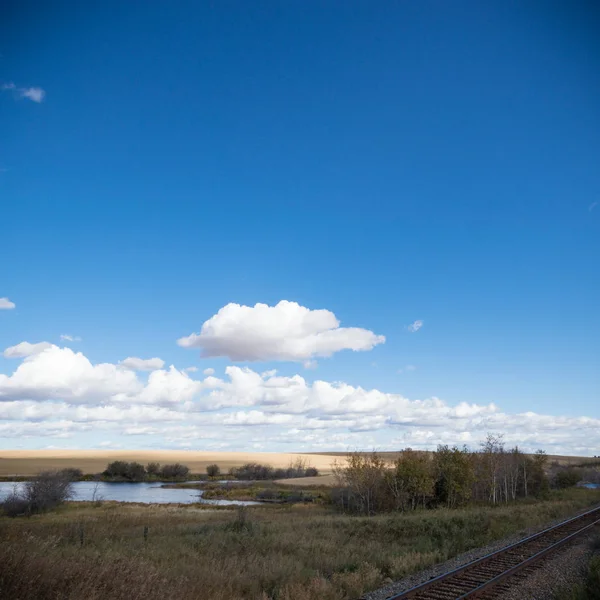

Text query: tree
(479, 433), (505, 504)
(146, 462), (161, 477)
(555, 467), (582, 489)
(528, 450), (550, 497)
(433, 445), (475, 508)
(332, 451), (388, 516)
(103, 461), (146, 482)
(387, 449), (434, 510)
(206, 464), (221, 478)
(159, 463), (190, 480)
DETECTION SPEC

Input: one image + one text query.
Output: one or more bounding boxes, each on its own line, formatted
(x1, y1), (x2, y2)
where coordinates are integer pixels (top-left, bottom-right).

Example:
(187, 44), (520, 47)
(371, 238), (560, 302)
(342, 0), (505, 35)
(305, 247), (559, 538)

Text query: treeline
(228, 459), (319, 480)
(103, 461), (190, 482)
(332, 435), (579, 516)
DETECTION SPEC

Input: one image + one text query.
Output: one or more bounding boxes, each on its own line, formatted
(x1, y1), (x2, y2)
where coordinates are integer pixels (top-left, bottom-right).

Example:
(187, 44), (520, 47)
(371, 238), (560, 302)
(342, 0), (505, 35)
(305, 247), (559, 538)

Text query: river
(0, 481), (259, 506)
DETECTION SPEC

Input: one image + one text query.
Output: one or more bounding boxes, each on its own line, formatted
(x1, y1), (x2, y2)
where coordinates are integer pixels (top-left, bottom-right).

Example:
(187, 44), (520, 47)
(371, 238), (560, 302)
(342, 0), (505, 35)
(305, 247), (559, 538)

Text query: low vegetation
(195, 481), (329, 504)
(102, 461), (190, 482)
(229, 458), (319, 480)
(2, 471), (73, 517)
(0, 488), (598, 600)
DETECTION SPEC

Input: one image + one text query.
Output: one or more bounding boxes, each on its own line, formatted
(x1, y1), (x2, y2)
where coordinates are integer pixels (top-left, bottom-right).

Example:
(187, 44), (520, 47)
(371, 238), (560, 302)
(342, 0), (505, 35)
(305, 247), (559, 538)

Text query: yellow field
(276, 474), (338, 486)
(0, 450), (338, 477)
(1, 449), (593, 477)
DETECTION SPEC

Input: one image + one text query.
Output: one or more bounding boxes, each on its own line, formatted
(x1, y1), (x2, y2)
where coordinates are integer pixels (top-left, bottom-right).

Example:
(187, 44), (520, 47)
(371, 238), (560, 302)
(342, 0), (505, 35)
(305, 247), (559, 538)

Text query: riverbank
(1, 488), (598, 600)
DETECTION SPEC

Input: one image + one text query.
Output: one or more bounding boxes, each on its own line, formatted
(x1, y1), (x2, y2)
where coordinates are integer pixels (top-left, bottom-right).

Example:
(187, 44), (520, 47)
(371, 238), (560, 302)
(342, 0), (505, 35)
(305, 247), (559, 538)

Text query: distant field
(1, 449), (594, 477)
(277, 474), (338, 486)
(308, 451), (598, 466)
(0, 450), (337, 477)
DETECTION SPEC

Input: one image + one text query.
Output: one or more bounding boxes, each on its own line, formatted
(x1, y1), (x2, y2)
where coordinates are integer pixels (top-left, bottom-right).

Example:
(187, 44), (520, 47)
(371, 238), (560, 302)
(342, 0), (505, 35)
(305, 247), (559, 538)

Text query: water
(582, 483), (600, 489)
(0, 481), (259, 506)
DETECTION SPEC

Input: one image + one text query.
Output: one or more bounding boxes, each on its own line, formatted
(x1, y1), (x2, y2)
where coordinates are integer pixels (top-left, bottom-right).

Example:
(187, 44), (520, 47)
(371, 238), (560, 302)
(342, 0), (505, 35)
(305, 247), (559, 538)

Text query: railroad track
(388, 505), (600, 600)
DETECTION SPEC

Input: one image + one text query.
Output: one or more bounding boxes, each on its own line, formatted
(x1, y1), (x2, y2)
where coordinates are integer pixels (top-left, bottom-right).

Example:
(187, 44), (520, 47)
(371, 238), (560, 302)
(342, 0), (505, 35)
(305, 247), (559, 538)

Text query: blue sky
(1, 2), (599, 454)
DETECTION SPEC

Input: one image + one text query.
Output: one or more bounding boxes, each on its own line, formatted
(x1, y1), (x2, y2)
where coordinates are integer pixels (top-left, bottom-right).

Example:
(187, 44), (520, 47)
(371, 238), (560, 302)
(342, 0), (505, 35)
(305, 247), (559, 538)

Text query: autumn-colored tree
(332, 451), (388, 516)
(387, 449), (434, 510)
(433, 445), (475, 508)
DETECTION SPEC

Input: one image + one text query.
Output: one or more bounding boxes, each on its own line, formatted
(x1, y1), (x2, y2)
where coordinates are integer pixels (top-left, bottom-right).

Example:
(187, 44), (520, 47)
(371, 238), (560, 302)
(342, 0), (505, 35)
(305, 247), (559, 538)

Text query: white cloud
(202, 367), (214, 375)
(0, 346), (141, 403)
(21, 87), (45, 102)
(3, 341), (53, 359)
(2, 82), (45, 103)
(0, 346), (599, 455)
(120, 356), (165, 371)
(60, 334), (82, 342)
(184, 366), (199, 373)
(0, 297), (15, 310)
(398, 364), (417, 373)
(178, 300), (385, 362)
(407, 320), (423, 332)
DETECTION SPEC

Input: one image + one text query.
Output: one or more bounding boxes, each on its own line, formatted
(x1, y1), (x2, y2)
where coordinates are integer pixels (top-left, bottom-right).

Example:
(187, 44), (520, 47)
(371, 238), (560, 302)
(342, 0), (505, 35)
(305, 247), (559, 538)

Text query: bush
(2, 471), (73, 517)
(231, 463), (274, 480)
(146, 462), (161, 476)
(60, 468), (83, 481)
(24, 471), (74, 512)
(206, 464), (221, 478)
(1, 492), (30, 517)
(555, 468), (582, 489)
(159, 463), (190, 480)
(103, 461), (146, 482)
(230, 461), (318, 481)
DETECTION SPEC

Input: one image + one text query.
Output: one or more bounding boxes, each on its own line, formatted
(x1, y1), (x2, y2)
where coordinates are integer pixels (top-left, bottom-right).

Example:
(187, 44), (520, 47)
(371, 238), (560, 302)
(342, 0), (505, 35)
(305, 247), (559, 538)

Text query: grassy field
(1, 488), (598, 600)
(0, 450), (337, 477)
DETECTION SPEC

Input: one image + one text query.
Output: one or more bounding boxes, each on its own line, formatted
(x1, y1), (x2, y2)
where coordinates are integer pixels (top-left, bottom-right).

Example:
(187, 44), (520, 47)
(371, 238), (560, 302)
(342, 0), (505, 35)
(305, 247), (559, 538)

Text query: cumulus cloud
(0, 346), (599, 455)
(0, 346), (141, 403)
(60, 334), (82, 342)
(120, 356), (165, 371)
(2, 82), (45, 103)
(202, 367), (214, 375)
(407, 320), (423, 332)
(178, 300), (385, 362)
(3, 341), (53, 359)
(0, 297), (16, 310)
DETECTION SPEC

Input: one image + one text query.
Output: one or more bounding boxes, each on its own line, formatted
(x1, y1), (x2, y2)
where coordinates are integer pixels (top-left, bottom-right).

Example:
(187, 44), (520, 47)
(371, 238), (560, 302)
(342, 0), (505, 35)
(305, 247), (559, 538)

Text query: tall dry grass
(0, 489), (598, 600)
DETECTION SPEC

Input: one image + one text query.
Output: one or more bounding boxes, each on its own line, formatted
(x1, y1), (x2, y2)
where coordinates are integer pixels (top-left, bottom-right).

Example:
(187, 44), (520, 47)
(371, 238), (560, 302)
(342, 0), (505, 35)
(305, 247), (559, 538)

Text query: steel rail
(387, 504), (600, 600)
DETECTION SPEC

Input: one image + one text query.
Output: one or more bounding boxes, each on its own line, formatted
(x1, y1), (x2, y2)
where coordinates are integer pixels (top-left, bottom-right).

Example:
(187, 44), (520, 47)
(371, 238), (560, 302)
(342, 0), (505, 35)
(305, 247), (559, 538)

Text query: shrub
(555, 468), (582, 489)
(1, 492), (30, 517)
(206, 464), (221, 478)
(160, 463), (190, 480)
(60, 468), (83, 481)
(231, 461), (318, 480)
(24, 471), (74, 512)
(2, 471), (73, 517)
(146, 462), (161, 476)
(231, 463), (274, 480)
(103, 461), (147, 482)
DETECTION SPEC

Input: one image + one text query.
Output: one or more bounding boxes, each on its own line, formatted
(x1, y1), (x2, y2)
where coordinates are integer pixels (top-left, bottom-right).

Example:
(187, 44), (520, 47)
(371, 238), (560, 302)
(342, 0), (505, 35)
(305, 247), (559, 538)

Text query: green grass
(0, 488), (598, 600)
